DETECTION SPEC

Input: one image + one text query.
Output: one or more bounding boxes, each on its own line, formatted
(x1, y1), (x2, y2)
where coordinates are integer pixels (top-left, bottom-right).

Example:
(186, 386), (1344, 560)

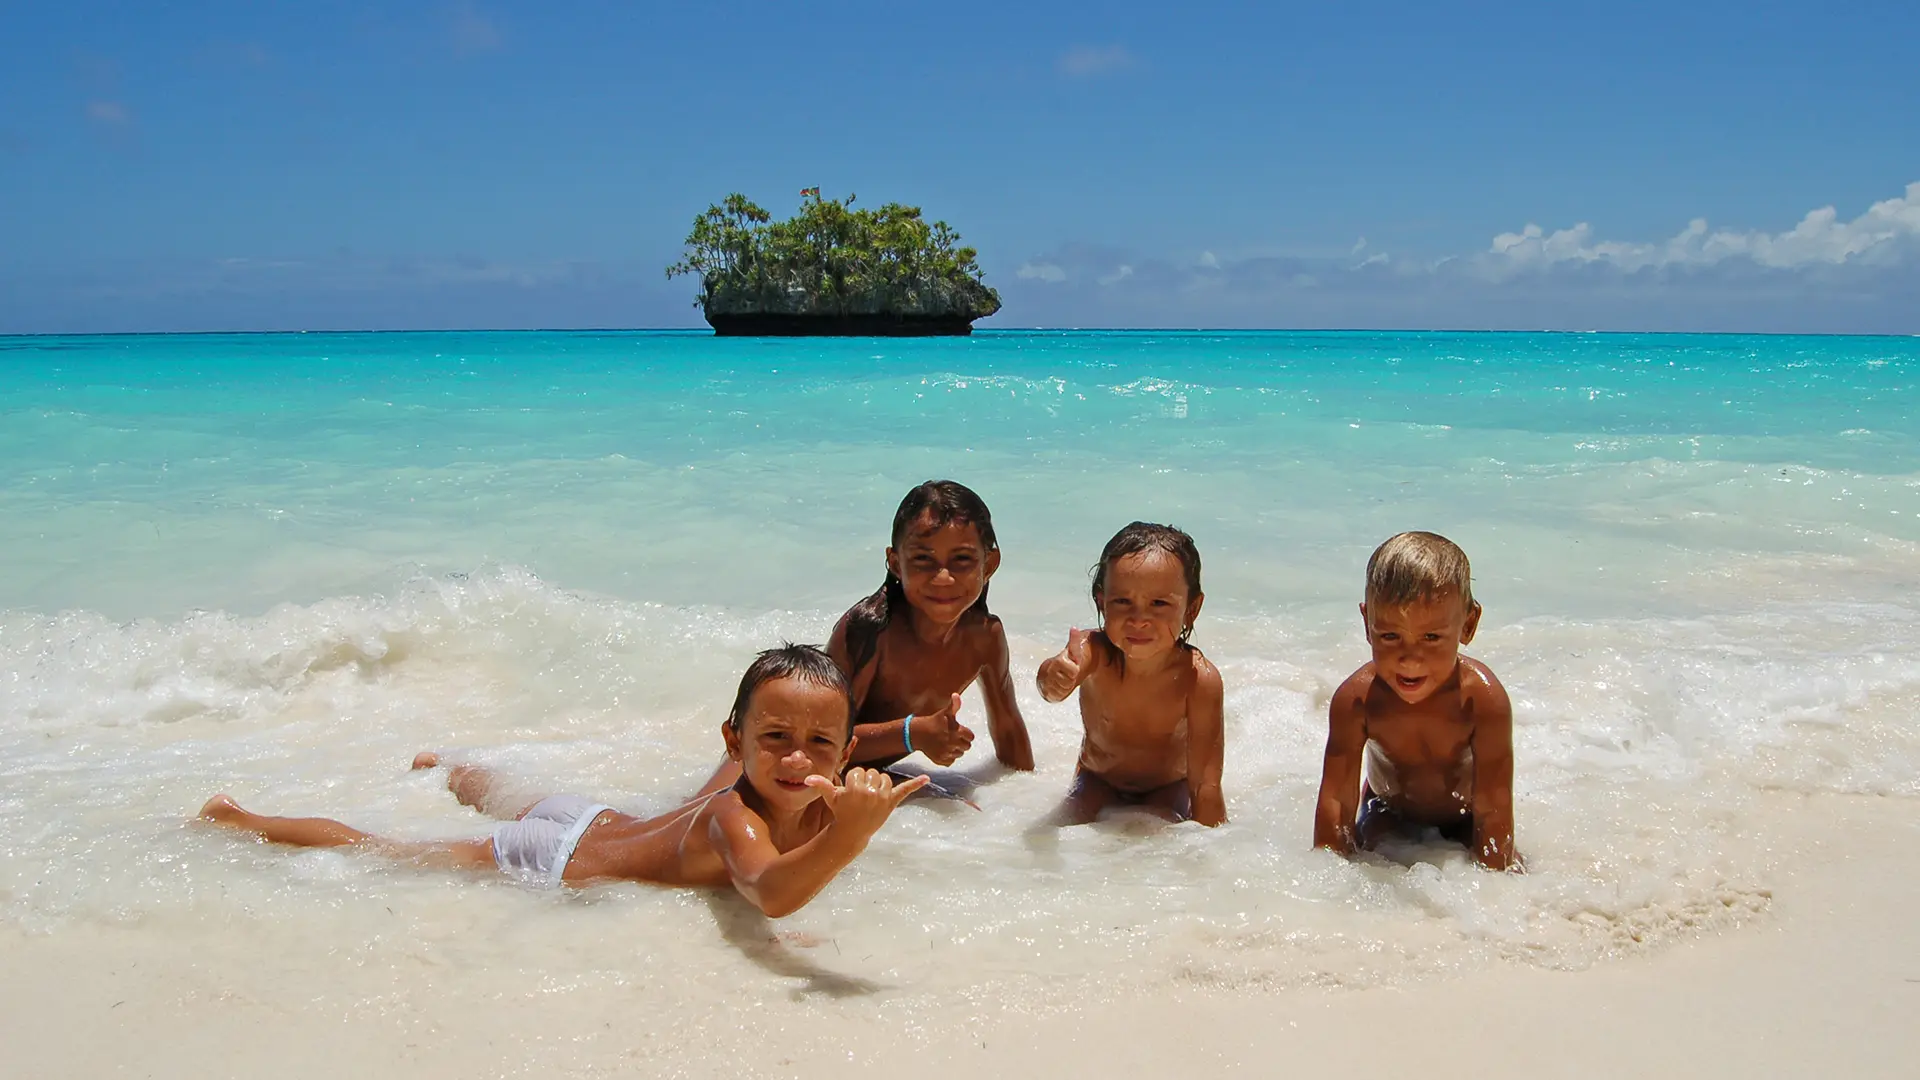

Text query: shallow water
(1, 330), (1917, 1027)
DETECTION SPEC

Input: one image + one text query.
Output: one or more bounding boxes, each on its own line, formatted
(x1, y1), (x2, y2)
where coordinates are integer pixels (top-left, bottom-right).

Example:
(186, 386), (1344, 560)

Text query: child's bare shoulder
(825, 608), (861, 667)
(702, 789), (761, 836)
(1186, 646), (1222, 690)
(967, 610), (1008, 649)
(1334, 662), (1379, 700)
(1184, 647), (1223, 715)
(1085, 629), (1125, 675)
(1326, 663), (1377, 725)
(1456, 657), (1511, 709)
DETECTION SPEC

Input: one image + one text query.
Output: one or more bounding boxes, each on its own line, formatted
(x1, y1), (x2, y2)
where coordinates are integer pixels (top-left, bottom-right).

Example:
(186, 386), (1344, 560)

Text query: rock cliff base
(706, 312), (979, 336)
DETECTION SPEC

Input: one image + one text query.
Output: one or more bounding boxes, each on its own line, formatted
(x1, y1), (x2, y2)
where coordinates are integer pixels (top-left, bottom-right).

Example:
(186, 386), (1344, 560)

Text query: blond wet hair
(1365, 531), (1474, 611)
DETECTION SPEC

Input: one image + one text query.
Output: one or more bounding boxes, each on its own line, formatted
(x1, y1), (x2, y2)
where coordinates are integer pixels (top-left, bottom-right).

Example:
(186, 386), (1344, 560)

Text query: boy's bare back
(568, 672), (929, 914)
(557, 786), (814, 888)
(561, 771), (916, 917)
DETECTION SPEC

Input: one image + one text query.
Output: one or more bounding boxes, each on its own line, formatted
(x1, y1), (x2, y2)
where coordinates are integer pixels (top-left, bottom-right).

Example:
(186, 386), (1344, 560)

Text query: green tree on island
(666, 191), (1002, 335)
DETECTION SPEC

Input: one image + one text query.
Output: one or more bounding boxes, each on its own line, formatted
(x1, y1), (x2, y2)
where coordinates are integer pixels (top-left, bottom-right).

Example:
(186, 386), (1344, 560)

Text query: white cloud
(1017, 261), (1067, 283)
(1196, 250), (1219, 269)
(1058, 44), (1135, 78)
(1098, 264), (1134, 286)
(1489, 181), (1920, 272)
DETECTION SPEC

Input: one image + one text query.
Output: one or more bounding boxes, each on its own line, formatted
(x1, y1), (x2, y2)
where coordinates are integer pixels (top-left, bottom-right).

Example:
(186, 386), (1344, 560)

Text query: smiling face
(887, 515), (999, 626)
(722, 675), (854, 812)
(1361, 591), (1482, 704)
(1096, 549), (1203, 663)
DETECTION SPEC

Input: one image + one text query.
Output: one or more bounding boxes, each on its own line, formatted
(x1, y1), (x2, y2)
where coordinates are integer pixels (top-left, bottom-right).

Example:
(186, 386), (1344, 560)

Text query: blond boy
(1314, 532), (1519, 870)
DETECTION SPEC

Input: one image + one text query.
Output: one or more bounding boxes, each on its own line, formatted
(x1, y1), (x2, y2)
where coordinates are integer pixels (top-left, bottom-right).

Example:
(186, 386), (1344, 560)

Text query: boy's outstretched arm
(1467, 670), (1519, 871)
(1314, 673), (1369, 854)
(1185, 656), (1227, 826)
(977, 618), (1035, 770)
(708, 769), (929, 918)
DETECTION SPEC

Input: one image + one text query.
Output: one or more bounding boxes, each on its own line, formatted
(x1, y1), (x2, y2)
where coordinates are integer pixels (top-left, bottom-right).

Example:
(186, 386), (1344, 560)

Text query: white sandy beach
(5, 790), (1912, 1079)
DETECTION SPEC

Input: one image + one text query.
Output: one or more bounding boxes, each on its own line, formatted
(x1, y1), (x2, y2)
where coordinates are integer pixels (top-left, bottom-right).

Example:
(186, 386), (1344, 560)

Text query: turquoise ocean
(2, 330), (1917, 1046)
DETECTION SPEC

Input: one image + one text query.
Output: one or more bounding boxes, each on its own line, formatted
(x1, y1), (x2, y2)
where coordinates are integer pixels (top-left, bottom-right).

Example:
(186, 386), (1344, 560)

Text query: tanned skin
(831, 515), (1033, 771)
(200, 677), (927, 917)
(1313, 593), (1519, 871)
(695, 516), (1034, 799)
(1035, 549), (1226, 826)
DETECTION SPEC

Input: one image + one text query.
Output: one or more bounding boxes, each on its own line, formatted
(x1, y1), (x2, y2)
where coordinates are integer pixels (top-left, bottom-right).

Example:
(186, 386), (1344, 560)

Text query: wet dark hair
(841, 480), (999, 675)
(725, 643), (858, 738)
(1090, 521), (1204, 646)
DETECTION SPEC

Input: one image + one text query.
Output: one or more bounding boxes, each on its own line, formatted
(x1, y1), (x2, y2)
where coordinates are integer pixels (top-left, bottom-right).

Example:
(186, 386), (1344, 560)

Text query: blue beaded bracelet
(902, 714), (916, 756)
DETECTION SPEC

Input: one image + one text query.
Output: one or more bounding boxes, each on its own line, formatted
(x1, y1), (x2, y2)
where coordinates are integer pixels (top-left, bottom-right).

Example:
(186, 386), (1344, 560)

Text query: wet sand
(5, 792), (1913, 1079)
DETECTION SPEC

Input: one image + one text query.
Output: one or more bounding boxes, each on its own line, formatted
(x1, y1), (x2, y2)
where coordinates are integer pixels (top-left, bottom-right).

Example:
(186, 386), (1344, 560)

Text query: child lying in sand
(1035, 522), (1226, 826)
(200, 645), (927, 917)
(1313, 531), (1520, 870)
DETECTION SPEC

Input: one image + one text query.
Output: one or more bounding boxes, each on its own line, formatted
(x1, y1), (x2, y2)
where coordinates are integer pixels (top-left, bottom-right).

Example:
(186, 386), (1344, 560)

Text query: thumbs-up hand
(1036, 627), (1094, 703)
(906, 692), (973, 766)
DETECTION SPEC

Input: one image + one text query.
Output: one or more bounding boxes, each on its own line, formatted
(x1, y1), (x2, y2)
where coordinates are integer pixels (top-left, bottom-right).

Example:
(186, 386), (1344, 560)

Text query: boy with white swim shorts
(200, 644), (927, 917)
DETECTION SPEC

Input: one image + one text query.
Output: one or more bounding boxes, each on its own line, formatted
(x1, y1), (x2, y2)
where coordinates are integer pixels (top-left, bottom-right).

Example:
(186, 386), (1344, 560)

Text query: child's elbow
(733, 874), (805, 919)
(753, 892), (807, 919)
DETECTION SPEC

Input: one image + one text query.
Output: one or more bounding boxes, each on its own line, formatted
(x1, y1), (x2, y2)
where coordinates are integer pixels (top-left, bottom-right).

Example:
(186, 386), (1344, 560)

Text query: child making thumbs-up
(694, 481), (1034, 804)
(1036, 522), (1226, 826)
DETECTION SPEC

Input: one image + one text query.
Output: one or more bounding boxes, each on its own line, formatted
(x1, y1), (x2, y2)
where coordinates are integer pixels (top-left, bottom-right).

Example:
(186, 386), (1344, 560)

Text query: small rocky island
(666, 191), (1001, 336)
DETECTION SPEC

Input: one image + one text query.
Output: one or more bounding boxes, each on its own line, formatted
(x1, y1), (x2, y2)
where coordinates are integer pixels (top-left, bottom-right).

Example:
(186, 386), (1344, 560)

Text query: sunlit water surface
(2, 329), (1916, 1043)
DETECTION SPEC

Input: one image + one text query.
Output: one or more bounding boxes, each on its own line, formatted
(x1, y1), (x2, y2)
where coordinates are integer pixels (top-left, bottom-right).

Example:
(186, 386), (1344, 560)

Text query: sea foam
(0, 329), (1915, 1012)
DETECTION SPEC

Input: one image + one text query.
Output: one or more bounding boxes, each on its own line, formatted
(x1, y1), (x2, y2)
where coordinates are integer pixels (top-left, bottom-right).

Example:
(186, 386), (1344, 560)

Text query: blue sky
(3, 1), (1917, 333)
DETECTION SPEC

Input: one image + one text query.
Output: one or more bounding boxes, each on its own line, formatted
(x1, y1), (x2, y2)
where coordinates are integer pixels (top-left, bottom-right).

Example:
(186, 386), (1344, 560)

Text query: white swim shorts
(491, 795), (614, 887)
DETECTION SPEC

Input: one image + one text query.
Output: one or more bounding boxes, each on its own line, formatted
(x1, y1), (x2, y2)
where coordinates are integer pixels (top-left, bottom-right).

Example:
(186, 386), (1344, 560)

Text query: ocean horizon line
(4, 326), (1917, 342)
